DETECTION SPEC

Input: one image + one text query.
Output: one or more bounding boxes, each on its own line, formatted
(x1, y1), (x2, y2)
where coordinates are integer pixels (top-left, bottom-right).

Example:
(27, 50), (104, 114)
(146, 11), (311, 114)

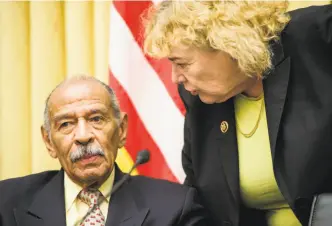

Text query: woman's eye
(178, 63), (187, 69)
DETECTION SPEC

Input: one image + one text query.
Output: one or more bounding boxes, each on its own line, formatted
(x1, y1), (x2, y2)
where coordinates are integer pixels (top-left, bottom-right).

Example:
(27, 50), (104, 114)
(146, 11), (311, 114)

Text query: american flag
(109, 1), (185, 183)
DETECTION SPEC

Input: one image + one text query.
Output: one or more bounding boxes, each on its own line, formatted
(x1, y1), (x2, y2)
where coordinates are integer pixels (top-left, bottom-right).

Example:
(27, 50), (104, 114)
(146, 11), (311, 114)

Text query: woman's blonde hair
(143, 0), (290, 77)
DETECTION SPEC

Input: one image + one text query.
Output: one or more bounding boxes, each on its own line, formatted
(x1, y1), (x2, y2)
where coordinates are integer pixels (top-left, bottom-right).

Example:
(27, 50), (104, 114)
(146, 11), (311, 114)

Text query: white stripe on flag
(109, 4), (185, 182)
(151, 0), (163, 5)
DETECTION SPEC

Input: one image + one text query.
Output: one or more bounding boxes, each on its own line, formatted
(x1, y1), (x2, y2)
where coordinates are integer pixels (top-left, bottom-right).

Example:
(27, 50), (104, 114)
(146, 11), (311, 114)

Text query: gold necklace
(235, 97), (264, 138)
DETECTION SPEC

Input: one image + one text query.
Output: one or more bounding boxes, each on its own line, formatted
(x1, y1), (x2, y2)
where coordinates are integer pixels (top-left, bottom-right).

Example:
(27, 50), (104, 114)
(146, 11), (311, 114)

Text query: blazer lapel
(264, 40), (291, 160)
(13, 170), (66, 226)
(192, 99), (240, 225)
(211, 100), (239, 206)
(106, 168), (149, 226)
(13, 208), (43, 226)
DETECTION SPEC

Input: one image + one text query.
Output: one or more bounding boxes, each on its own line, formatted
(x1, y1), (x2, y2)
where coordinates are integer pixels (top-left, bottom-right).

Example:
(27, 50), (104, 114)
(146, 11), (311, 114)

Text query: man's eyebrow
(88, 108), (109, 115)
(52, 108), (109, 122)
(52, 113), (74, 122)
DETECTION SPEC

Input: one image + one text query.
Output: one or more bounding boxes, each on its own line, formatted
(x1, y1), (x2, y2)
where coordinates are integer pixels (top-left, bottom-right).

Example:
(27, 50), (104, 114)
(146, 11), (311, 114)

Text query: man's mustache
(70, 145), (105, 163)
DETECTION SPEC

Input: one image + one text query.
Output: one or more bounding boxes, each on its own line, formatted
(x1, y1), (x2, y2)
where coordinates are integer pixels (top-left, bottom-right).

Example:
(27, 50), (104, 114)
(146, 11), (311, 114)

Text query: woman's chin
(199, 94), (226, 104)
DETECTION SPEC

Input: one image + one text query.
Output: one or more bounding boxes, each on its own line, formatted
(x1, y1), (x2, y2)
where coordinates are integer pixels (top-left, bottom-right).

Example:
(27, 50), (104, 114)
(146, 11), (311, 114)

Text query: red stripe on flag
(109, 69), (179, 183)
(113, 1), (186, 116)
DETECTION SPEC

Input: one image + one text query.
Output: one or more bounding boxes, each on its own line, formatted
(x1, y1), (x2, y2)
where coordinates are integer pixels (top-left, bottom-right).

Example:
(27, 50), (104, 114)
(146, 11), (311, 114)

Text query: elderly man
(0, 76), (208, 226)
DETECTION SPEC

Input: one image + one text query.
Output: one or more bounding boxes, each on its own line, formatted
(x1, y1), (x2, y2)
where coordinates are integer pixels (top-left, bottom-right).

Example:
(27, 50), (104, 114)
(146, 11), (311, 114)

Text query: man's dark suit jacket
(0, 166), (208, 226)
(179, 5), (332, 226)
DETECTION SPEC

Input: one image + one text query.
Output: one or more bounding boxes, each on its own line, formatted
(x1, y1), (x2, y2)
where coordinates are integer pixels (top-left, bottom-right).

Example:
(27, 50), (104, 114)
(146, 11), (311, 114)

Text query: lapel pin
(220, 121), (229, 133)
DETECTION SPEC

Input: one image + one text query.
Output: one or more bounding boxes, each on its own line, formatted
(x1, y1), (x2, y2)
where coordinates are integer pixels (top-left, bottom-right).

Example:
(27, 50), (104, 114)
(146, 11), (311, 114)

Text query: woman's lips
(190, 90), (198, 95)
(184, 85), (198, 95)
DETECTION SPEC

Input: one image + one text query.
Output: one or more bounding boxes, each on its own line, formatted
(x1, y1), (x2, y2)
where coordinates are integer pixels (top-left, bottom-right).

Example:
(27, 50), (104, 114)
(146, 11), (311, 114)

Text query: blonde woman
(143, 1), (332, 226)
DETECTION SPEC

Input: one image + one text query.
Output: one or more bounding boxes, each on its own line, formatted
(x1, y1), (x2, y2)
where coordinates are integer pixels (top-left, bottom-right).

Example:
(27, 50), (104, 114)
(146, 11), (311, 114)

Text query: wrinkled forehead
(48, 80), (111, 116)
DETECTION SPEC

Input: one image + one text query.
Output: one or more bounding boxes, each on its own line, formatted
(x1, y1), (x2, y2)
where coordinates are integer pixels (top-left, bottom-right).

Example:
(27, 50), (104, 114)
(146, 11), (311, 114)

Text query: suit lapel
(13, 170), (66, 226)
(264, 40), (291, 160)
(211, 100), (239, 206)
(192, 99), (240, 224)
(106, 168), (149, 226)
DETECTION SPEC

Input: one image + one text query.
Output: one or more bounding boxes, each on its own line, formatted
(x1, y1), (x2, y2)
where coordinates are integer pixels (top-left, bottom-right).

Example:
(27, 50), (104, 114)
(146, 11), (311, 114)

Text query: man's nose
(74, 119), (94, 145)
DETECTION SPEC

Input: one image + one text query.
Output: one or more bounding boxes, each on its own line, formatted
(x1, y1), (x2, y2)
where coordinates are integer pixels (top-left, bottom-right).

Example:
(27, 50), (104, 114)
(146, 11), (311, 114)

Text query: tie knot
(78, 188), (102, 205)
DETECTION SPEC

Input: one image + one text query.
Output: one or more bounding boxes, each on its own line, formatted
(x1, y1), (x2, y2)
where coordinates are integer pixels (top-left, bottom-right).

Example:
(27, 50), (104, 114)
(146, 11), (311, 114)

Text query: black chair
(309, 194), (332, 226)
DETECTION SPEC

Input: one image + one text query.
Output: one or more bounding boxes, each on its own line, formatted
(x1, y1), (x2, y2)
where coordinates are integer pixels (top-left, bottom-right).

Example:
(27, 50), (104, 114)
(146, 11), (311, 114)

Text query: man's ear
(41, 126), (57, 159)
(117, 112), (128, 148)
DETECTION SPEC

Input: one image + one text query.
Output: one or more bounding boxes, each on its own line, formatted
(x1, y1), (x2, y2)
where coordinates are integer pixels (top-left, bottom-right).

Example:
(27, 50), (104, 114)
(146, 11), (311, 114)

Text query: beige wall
(0, 2), (111, 179)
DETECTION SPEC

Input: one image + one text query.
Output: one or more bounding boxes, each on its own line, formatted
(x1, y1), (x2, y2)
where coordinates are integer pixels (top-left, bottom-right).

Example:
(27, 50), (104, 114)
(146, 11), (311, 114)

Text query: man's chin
(74, 167), (109, 185)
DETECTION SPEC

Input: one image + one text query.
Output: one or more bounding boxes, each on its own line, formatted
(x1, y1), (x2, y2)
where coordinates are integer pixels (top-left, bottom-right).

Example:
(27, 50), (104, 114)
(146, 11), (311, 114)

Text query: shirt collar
(64, 168), (115, 212)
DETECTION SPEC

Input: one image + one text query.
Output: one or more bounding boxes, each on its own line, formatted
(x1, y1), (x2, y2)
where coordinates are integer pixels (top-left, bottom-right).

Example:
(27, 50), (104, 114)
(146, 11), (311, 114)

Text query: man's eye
(60, 122), (71, 128)
(90, 116), (103, 123)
